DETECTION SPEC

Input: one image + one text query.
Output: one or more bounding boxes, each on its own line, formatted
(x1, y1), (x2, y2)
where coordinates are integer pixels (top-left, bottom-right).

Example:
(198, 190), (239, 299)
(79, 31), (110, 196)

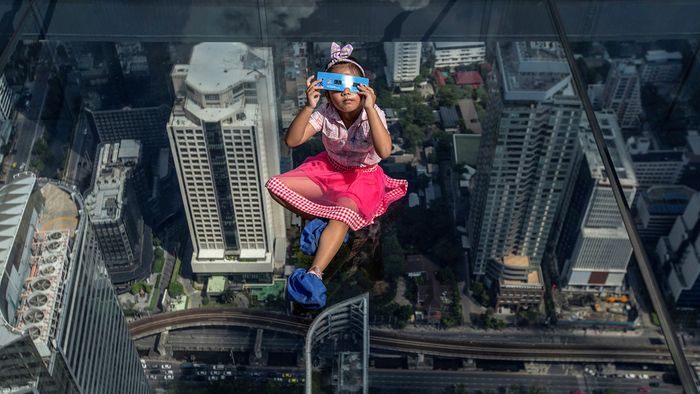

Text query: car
(208, 375), (219, 381)
(224, 371), (232, 376)
(164, 375), (174, 380)
(641, 374), (649, 379)
(162, 364), (172, 369)
(148, 375), (159, 380)
(649, 381), (660, 387)
(166, 370), (174, 375)
(638, 387), (650, 392)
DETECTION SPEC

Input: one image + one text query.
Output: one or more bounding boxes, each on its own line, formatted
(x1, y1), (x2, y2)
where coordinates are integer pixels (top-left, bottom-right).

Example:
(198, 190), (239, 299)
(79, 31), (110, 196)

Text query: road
(8, 45), (51, 179)
(140, 359), (682, 394)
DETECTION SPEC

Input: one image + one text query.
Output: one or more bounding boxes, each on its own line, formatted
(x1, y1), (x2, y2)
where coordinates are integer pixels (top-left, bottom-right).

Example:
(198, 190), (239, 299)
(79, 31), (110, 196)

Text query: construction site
(555, 292), (641, 330)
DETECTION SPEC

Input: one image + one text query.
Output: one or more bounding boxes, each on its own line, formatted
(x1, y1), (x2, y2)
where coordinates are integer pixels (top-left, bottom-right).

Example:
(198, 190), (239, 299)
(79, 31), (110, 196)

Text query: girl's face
(326, 63), (363, 113)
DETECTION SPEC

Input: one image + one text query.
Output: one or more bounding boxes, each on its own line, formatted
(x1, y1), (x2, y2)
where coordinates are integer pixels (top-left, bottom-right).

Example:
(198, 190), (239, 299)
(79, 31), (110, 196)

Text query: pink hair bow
(329, 42), (353, 65)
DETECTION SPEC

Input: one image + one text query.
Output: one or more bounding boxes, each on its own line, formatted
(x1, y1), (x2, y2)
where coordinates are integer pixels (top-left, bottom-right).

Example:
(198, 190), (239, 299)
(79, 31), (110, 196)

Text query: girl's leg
(309, 219), (350, 274)
(268, 176), (324, 220)
(308, 196), (356, 276)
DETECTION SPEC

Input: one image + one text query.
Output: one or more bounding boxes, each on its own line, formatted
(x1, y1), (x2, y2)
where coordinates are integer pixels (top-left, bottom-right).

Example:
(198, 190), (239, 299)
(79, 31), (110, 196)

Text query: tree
(168, 281), (184, 298)
(402, 123), (424, 151)
(220, 288), (235, 304)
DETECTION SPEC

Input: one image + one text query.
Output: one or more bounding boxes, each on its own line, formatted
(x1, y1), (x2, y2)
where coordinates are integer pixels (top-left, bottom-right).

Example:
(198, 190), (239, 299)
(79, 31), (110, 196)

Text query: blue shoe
(287, 268), (326, 309)
(300, 218), (350, 255)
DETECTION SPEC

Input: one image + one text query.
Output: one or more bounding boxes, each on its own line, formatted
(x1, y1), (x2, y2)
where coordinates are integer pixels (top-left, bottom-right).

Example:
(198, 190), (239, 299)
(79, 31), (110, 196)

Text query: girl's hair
(325, 56), (365, 77)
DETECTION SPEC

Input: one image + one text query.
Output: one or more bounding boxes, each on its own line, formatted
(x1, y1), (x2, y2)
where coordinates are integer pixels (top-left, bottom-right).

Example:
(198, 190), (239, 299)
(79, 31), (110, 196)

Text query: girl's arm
(285, 106), (318, 148)
(286, 76), (323, 148)
(358, 84), (392, 159)
(365, 106), (392, 159)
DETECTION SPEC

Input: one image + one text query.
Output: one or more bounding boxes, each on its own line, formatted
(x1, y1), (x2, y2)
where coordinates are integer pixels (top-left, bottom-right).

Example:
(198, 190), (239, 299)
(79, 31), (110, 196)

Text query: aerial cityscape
(0, 16), (699, 394)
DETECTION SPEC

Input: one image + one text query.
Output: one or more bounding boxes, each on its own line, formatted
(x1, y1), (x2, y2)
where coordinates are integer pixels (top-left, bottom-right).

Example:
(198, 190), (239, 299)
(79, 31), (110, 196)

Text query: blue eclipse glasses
(316, 72), (369, 93)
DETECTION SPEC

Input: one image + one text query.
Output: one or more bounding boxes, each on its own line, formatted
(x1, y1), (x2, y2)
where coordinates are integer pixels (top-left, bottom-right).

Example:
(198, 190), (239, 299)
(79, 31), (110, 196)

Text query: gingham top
(308, 103), (389, 168)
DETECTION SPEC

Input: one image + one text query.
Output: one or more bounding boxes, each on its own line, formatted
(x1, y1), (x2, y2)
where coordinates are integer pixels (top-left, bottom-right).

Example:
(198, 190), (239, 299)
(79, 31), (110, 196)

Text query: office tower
(305, 293), (369, 394)
(469, 41), (581, 276)
(167, 43), (286, 281)
(656, 192), (700, 308)
(636, 185), (696, 246)
(603, 60), (642, 129)
(626, 136), (688, 190)
(86, 104), (171, 151)
(0, 73), (15, 121)
(640, 49), (683, 84)
(384, 42), (421, 91)
(0, 173), (148, 393)
(84, 140), (150, 286)
(557, 113), (638, 290)
(432, 42), (486, 68)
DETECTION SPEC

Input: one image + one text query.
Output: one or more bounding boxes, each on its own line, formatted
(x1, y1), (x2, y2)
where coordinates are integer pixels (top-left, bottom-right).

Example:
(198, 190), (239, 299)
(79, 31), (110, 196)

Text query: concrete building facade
(167, 43), (286, 281)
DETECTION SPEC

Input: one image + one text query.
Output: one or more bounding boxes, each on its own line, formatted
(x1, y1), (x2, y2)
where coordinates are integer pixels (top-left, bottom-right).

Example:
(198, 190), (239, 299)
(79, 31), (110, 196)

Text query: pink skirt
(265, 151), (408, 231)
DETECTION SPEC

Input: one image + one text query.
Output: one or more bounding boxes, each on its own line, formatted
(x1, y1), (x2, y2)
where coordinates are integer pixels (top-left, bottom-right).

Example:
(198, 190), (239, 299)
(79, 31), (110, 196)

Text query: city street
(7, 44), (51, 180)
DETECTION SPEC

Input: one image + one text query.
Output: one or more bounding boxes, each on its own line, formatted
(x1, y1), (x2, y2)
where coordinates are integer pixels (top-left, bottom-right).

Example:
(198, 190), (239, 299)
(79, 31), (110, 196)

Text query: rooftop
(433, 42), (485, 50)
(185, 42), (266, 94)
(456, 99), (482, 134)
(503, 255), (529, 268)
(9, 180), (80, 357)
(579, 112), (637, 186)
(496, 41), (572, 102)
(84, 141), (141, 222)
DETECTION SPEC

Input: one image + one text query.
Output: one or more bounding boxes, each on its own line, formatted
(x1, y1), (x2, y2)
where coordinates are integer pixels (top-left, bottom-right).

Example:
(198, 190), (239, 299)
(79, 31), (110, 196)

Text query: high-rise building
(305, 293), (369, 394)
(469, 41), (581, 276)
(557, 113), (638, 291)
(167, 43), (286, 281)
(0, 173), (148, 393)
(84, 140), (151, 286)
(656, 192), (700, 308)
(636, 185), (696, 246)
(384, 42), (421, 91)
(603, 60), (642, 129)
(432, 42), (486, 69)
(641, 49), (683, 84)
(626, 136), (688, 189)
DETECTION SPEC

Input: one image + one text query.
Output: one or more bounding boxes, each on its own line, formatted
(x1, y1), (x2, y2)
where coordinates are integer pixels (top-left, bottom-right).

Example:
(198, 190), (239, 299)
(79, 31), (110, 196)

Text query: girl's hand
(357, 84), (376, 109)
(305, 75), (323, 109)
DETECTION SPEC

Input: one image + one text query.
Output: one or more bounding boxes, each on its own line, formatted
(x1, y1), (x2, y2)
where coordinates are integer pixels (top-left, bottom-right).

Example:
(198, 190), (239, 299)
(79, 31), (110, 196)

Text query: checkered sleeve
(308, 105), (326, 132)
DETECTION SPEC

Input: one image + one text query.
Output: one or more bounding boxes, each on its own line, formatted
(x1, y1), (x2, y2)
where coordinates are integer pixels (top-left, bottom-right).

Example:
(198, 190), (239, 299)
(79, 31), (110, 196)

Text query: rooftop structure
(496, 41), (571, 101)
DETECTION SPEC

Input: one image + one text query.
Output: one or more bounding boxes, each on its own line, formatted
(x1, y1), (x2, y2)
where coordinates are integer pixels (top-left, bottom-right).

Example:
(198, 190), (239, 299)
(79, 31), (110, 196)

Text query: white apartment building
(384, 42), (421, 91)
(433, 42), (485, 68)
(167, 43), (286, 281)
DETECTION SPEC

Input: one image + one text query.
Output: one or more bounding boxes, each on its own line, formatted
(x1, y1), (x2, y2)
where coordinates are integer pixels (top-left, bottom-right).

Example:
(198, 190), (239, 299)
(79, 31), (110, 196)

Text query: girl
(265, 42), (408, 308)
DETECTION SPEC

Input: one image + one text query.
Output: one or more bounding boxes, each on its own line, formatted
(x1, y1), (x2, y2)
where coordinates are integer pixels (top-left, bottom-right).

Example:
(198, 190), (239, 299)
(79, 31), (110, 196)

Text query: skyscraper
(0, 173), (148, 393)
(603, 60), (642, 129)
(84, 140), (150, 287)
(384, 42), (421, 91)
(470, 41), (581, 276)
(167, 43), (286, 281)
(558, 112), (638, 291)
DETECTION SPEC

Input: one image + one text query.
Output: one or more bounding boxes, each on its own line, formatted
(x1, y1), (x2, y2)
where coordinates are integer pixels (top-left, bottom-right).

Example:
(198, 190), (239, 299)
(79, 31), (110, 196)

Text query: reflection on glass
(0, 3), (695, 390)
